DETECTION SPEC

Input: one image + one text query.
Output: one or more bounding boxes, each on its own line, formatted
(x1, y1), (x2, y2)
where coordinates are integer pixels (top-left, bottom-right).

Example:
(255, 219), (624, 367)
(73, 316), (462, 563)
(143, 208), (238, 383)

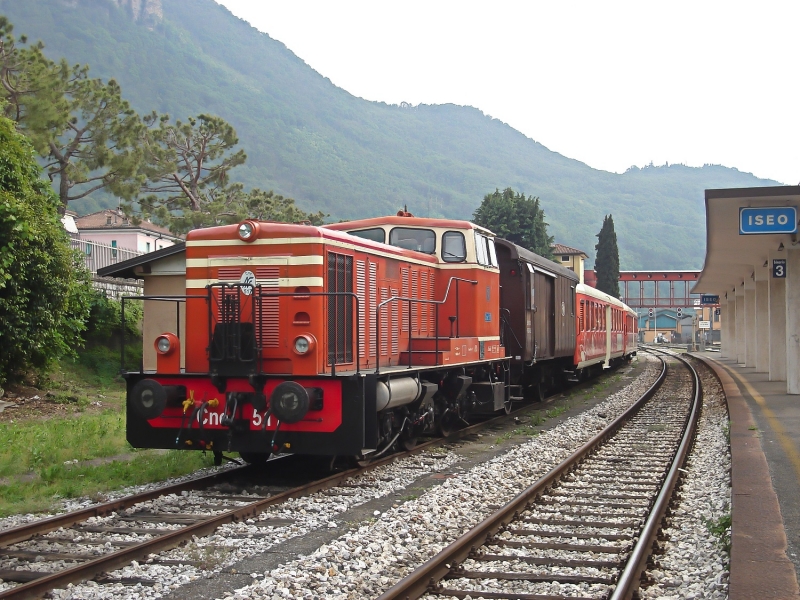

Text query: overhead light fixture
(779, 242), (785, 251)
(764, 261), (769, 268)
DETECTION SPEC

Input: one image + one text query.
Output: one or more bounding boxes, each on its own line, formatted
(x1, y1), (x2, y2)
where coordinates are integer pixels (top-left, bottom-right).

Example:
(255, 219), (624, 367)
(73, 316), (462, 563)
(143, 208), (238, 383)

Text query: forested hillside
(0, 0), (781, 269)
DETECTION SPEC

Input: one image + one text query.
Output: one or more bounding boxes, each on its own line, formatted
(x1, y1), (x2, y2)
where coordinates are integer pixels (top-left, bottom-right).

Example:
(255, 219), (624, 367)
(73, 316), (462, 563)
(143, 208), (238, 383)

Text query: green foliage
(0, 16), (146, 214)
(473, 188), (554, 258)
(0, 115), (92, 384)
(704, 512), (732, 553)
(84, 290), (141, 341)
(242, 188), (328, 225)
(595, 214), (620, 298)
(132, 112), (245, 232)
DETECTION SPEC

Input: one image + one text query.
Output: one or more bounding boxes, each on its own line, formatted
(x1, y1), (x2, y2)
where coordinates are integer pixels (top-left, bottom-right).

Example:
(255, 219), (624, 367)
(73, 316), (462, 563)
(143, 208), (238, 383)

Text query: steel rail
(377, 353), (668, 600)
(0, 464), (251, 548)
(610, 349), (701, 600)
(0, 373), (584, 599)
(0, 357), (637, 598)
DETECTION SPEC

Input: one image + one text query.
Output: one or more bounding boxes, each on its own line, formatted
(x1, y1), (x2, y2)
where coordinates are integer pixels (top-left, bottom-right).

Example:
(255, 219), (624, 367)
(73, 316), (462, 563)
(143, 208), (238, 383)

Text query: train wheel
(531, 381), (545, 403)
(354, 454), (373, 468)
(438, 413), (458, 437)
(401, 437), (418, 451)
(239, 452), (270, 465)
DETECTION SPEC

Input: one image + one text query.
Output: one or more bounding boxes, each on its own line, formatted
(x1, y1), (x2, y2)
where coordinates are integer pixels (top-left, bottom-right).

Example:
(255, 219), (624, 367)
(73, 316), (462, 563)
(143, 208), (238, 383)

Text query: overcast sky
(217, 1), (799, 185)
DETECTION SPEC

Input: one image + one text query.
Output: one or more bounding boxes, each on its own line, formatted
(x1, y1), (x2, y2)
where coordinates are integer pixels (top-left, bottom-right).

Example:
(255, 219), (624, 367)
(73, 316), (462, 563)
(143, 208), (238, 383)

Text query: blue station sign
(701, 294), (719, 305)
(739, 206), (797, 235)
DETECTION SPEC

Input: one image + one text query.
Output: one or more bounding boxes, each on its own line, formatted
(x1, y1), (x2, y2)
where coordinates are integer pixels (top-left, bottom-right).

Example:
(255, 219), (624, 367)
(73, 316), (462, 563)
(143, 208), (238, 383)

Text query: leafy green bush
(84, 291), (142, 342)
(0, 115), (92, 385)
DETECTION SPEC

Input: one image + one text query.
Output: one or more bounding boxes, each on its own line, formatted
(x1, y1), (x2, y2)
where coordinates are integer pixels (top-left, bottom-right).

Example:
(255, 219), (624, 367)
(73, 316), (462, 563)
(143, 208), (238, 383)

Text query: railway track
(0, 369), (629, 600)
(379, 349), (700, 600)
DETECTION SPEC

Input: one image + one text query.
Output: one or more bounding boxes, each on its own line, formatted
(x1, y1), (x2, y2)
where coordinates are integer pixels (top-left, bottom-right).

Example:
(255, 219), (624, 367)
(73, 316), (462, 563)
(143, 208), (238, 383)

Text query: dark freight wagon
(495, 239), (579, 400)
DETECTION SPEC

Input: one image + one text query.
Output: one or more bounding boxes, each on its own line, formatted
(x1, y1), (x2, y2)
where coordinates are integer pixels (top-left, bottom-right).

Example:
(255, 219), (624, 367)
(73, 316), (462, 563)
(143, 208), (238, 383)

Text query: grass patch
(530, 413), (545, 426)
(0, 450), (213, 517)
(545, 405), (567, 419)
(704, 512), (732, 553)
(0, 343), (215, 517)
(0, 410), (129, 478)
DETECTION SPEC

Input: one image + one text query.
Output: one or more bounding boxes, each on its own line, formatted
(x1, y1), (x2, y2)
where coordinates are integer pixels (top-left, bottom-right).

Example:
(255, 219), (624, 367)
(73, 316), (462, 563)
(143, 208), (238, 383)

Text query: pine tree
(0, 17), (146, 215)
(472, 187), (554, 258)
(594, 214), (620, 298)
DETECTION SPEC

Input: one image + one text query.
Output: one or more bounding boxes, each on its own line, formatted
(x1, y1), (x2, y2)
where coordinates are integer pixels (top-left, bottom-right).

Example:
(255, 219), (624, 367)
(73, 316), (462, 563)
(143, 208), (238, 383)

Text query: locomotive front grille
(208, 285), (257, 375)
(327, 252), (353, 365)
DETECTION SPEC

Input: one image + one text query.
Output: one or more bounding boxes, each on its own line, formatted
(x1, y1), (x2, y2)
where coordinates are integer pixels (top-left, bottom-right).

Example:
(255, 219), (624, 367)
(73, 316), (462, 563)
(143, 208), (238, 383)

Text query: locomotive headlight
(270, 381), (310, 424)
(292, 334), (315, 356)
(238, 222), (253, 238)
(156, 336), (171, 354)
(237, 220), (259, 242)
(294, 336), (309, 354)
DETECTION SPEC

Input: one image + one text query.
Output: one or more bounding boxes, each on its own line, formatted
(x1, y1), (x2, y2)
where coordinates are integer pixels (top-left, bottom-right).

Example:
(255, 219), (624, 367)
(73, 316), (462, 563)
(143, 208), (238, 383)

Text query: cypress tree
(594, 214), (620, 298)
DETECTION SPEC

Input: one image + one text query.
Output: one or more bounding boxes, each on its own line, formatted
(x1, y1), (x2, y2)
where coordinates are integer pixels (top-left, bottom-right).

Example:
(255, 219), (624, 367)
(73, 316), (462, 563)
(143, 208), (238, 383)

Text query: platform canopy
(693, 186), (800, 297)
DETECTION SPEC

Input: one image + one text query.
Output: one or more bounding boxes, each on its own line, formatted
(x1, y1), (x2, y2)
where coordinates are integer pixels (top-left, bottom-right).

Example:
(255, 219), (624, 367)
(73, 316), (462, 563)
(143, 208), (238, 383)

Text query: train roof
(323, 215), (494, 236)
(576, 282), (637, 314)
(494, 238), (579, 282)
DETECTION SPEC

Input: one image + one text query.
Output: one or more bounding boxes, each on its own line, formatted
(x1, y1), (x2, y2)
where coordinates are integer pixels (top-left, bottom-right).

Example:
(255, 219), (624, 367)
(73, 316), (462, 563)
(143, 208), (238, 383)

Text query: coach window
(389, 227), (436, 254)
(442, 231), (466, 262)
(350, 228), (385, 243)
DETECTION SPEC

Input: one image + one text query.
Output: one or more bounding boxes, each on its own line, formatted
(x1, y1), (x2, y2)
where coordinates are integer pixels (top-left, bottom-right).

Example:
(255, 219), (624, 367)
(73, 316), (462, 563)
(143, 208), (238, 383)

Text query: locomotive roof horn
(396, 205), (415, 217)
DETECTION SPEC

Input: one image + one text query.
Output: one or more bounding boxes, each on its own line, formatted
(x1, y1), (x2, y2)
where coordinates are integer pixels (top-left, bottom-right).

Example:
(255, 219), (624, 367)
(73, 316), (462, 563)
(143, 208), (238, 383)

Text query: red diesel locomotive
(122, 213), (637, 462)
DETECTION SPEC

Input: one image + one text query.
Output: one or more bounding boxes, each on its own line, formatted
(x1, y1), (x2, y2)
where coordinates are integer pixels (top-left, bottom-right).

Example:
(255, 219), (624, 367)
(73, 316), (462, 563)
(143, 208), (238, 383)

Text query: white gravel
(3, 353), (725, 600)
(639, 359), (731, 600)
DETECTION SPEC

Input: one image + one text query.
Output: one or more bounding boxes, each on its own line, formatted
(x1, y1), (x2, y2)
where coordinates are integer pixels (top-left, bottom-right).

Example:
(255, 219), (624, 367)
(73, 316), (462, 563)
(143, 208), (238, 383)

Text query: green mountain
(0, 0), (781, 269)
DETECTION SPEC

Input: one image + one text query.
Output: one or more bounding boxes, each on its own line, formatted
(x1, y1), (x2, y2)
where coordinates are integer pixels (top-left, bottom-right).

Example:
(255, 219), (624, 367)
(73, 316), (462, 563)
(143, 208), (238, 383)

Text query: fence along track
(379, 350), (700, 600)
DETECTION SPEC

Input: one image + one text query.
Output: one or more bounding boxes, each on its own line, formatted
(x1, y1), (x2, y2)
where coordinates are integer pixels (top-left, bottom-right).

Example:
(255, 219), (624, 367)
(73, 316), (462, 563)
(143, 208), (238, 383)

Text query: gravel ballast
(0, 354), (731, 600)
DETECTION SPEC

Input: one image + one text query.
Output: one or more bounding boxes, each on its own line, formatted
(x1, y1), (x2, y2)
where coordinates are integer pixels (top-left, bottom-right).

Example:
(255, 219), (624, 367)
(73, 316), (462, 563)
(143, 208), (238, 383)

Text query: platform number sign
(773, 259), (787, 279)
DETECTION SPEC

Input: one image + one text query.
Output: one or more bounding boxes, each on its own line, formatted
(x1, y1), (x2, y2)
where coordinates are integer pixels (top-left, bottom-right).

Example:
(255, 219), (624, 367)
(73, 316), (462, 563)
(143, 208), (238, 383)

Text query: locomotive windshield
(349, 227), (385, 243)
(389, 227), (436, 254)
(442, 231), (466, 262)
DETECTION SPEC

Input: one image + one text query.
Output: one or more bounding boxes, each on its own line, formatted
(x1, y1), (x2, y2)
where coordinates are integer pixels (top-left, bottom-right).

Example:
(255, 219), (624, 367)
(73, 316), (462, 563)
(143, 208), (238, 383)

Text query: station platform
(691, 352), (800, 599)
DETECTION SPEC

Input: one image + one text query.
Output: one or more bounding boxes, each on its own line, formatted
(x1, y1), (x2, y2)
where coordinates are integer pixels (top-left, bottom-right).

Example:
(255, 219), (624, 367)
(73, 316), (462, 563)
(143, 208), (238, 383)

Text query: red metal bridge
(586, 270), (702, 308)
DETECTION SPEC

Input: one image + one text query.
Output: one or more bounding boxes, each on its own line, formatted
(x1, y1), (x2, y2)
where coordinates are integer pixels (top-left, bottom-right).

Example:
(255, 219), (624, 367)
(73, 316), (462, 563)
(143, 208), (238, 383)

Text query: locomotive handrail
(375, 276), (477, 374)
(120, 294), (204, 374)
(252, 289), (361, 375)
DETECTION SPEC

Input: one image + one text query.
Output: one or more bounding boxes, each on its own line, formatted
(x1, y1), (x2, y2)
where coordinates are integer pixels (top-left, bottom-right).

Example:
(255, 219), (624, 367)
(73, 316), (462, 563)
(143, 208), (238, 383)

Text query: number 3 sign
(773, 259), (787, 278)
